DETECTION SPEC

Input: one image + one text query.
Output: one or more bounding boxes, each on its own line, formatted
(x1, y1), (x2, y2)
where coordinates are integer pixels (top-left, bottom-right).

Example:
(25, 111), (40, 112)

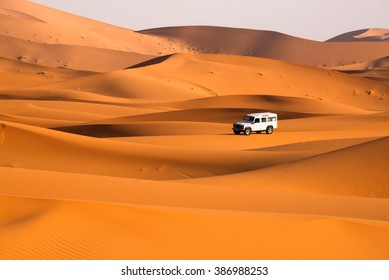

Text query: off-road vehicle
(232, 112), (278, 135)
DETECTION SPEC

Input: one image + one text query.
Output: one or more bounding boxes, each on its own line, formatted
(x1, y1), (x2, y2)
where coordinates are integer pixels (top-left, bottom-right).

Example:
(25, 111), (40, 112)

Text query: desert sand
(0, 0), (389, 260)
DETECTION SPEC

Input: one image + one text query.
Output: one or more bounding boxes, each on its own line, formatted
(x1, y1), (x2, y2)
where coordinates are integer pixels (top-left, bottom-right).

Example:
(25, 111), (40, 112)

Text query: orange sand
(0, 0), (389, 260)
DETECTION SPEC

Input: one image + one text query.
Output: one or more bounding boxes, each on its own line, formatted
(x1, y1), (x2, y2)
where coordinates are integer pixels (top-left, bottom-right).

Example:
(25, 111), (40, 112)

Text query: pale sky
(30, 0), (388, 41)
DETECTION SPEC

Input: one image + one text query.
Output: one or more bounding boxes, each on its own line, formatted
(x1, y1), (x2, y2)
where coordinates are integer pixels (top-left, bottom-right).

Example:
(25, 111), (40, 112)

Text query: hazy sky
(31, 0), (388, 41)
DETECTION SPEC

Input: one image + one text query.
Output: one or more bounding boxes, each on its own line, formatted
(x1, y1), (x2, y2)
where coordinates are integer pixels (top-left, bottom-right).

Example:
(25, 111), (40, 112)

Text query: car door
(260, 117), (267, 130)
(253, 118), (261, 131)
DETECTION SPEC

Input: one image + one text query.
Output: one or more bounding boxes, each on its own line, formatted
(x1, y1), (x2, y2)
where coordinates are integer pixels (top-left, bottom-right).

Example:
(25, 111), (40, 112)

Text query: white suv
(232, 112), (278, 135)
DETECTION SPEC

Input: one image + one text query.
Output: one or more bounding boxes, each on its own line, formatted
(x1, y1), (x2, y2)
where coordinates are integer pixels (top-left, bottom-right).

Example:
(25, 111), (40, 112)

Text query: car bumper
(232, 127), (244, 132)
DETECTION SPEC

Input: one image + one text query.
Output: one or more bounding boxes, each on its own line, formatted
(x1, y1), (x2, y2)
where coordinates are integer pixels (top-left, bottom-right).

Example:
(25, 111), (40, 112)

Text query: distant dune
(2, 1), (389, 71)
(327, 28), (389, 42)
(1, 0), (389, 260)
(371, 56), (389, 69)
(140, 26), (389, 66)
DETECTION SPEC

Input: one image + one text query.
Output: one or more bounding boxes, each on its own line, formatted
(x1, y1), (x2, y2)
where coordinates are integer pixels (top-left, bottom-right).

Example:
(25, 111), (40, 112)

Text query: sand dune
(2, 120), (317, 180)
(140, 26), (389, 66)
(0, 0), (191, 54)
(0, 193), (389, 259)
(12, 53), (387, 109)
(185, 136), (389, 197)
(133, 54), (388, 109)
(0, 57), (93, 90)
(1, 1), (389, 260)
(330, 56), (389, 86)
(0, 0), (195, 71)
(0, 57), (92, 78)
(1, 120), (389, 259)
(0, 34), (157, 72)
(330, 56), (389, 72)
(371, 56), (389, 69)
(327, 28), (389, 42)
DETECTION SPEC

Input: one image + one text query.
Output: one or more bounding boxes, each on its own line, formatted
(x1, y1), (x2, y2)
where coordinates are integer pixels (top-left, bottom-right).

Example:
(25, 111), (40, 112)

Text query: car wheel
(233, 129), (240, 135)
(266, 126), (273, 134)
(244, 127), (252, 135)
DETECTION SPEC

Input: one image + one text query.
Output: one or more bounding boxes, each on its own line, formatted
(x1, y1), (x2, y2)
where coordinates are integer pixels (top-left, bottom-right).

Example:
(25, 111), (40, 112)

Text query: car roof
(246, 112), (276, 117)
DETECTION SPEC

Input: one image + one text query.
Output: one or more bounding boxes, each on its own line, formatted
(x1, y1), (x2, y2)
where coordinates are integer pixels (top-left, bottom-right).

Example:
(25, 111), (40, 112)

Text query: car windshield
(243, 116), (255, 122)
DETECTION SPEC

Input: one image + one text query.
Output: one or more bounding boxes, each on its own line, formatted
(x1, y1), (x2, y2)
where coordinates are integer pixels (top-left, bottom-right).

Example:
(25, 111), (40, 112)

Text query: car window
(244, 116), (254, 122)
(255, 118), (260, 123)
(261, 118), (267, 122)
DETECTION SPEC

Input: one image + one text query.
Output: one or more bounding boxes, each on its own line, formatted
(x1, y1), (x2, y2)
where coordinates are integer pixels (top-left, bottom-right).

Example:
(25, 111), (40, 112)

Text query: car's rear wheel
(244, 127), (252, 135)
(266, 126), (273, 134)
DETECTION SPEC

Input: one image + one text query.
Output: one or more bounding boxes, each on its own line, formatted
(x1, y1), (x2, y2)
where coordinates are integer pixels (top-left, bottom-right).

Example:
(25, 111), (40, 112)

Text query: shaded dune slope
(140, 26), (389, 66)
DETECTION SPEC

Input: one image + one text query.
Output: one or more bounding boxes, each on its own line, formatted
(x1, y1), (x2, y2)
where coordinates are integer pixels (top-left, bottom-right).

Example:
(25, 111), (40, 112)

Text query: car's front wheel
(244, 127), (252, 135)
(233, 129), (240, 135)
